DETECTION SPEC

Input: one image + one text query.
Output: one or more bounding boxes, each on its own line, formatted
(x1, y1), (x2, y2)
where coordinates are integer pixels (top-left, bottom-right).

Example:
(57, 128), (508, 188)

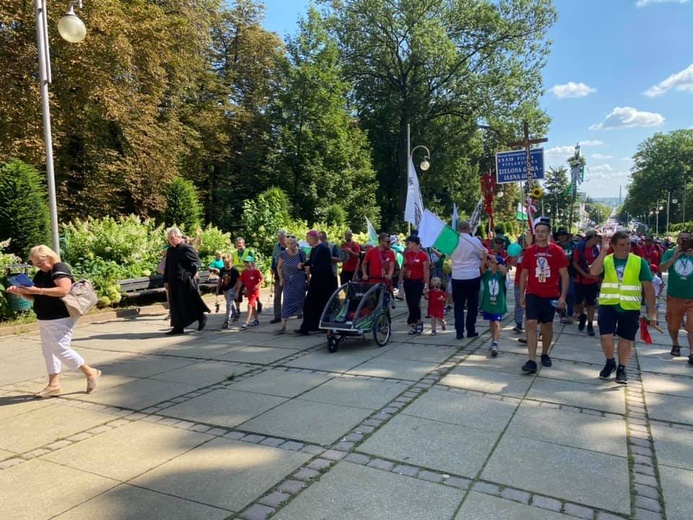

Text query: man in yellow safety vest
(589, 231), (656, 384)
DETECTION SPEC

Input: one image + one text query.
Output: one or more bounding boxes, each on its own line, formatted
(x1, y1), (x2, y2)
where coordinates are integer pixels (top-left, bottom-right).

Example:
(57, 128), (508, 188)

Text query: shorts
(665, 296), (693, 333)
(574, 283), (599, 307)
(483, 312), (503, 322)
(597, 305), (639, 341)
(525, 294), (557, 324)
(246, 289), (260, 307)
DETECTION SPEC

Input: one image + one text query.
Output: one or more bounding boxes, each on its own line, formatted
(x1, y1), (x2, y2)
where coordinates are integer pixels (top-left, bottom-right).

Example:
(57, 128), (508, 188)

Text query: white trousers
(38, 318), (83, 375)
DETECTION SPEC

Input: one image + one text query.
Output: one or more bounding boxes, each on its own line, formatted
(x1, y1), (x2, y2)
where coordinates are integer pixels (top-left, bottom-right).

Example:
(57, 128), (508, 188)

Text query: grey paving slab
(0, 448), (17, 460)
(507, 403), (628, 456)
(214, 345), (300, 364)
(659, 465), (693, 520)
(346, 357), (439, 381)
(0, 361), (46, 386)
(642, 372), (693, 398)
(241, 399), (373, 445)
(74, 378), (199, 410)
(42, 421), (213, 481)
(526, 377), (626, 414)
(359, 414), (497, 478)
(549, 344), (606, 364)
(272, 461), (463, 520)
(129, 438), (310, 512)
(461, 351), (531, 375)
(378, 343), (458, 363)
(151, 360), (251, 387)
(639, 355), (693, 377)
(95, 355), (197, 379)
(53, 484), (230, 520)
(537, 361), (607, 386)
(229, 369), (333, 398)
(645, 392), (693, 425)
(651, 423), (693, 471)
(403, 387), (518, 432)
(439, 365), (534, 397)
(282, 351), (378, 372)
(482, 435), (630, 514)
(259, 334), (329, 350)
(455, 491), (573, 520)
(0, 459), (118, 520)
(0, 403), (114, 453)
(0, 393), (57, 422)
(164, 388), (287, 429)
(47, 373), (138, 397)
(299, 377), (407, 410)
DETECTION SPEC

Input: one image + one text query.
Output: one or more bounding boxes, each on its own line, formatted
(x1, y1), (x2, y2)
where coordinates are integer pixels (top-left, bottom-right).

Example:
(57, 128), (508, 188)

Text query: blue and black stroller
(319, 282), (392, 353)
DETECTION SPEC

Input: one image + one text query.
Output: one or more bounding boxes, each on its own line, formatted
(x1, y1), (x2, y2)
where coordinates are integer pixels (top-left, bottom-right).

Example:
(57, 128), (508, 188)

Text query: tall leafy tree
(542, 166), (570, 228)
(323, 0), (556, 228)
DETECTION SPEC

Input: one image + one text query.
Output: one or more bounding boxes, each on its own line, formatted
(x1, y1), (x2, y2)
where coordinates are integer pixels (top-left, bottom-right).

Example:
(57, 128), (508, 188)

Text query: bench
(118, 270), (218, 298)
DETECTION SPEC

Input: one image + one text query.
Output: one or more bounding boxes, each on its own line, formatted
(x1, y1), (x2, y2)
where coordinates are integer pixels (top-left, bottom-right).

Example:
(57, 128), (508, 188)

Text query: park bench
(118, 270), (218, 299)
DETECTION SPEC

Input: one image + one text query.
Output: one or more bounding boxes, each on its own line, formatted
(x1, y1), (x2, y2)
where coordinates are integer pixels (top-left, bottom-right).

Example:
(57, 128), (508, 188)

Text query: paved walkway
(0, 292), (691, 520)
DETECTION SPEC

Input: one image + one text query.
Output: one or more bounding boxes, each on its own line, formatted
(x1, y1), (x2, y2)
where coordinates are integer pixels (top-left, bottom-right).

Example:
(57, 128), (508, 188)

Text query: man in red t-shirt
(340, 230), (361, 285)
(642, 237), (661, 266)
(362, 232), (396, 285)
(519, 220), (569, 374)
(572, 229), (602, 336)
(401, 236), (430, 334)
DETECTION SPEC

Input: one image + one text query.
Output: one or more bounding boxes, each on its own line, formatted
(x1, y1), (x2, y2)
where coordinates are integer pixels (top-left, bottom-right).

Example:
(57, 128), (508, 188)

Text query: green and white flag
(516, 202), (528, 222)
(365, 217), (378, 245)
(418, 210), (460, 255)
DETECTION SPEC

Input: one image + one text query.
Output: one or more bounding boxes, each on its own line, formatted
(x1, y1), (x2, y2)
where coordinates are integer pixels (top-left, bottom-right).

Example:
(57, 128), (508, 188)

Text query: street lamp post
(35, 0), (87, 253)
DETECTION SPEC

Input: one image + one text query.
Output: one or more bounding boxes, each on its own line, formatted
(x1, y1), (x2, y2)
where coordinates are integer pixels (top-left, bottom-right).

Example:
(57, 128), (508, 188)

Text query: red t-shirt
(403, 250), (429, 281)
(240, 268), (263, 294)
(341, 240), (361, 271)
(364, 247), (396, 282)
(427, 288), (446, 319)
(521, 243), (568, 298)
(514, 257), (524, 287)
(572, 245), (600, 285)
(642, 244), (661, 266)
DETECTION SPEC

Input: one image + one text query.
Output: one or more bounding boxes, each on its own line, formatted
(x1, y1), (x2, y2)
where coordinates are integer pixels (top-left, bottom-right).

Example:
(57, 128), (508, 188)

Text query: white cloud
(591, 164), (615, 174)
(589, 106), (664, 130)
(636, 0), (689, 8)
(580, 140), (605, 146)
(592, 153), (613, 160)
(546, 146), (575, 156)
(644, 64), (693, 97)
(549, 82), (597, 98)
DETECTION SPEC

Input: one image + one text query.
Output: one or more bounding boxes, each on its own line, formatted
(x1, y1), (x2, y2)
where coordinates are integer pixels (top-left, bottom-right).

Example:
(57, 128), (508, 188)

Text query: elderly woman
(7, 245), (101, 398)
(277, 235), (307, 333)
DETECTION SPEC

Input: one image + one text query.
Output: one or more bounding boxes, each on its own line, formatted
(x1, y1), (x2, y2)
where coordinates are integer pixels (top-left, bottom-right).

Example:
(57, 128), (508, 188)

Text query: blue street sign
(495, 148), (545, 184)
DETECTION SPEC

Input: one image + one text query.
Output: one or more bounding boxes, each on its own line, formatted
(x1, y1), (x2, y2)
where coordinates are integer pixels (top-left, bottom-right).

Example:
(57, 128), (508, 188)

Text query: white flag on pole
(404, 156), (425, 228)
(451, 203), (459, 231)
(469, 199), (483, 235)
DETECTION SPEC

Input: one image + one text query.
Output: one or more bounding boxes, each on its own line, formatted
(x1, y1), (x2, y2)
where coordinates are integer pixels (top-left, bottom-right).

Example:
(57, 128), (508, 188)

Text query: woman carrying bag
(7, 245), (101, 398)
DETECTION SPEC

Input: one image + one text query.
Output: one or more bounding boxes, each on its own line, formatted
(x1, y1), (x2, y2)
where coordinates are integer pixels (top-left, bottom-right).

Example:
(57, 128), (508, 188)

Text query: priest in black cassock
(295, 230), (337, 335)
(164, 227), (210, 335)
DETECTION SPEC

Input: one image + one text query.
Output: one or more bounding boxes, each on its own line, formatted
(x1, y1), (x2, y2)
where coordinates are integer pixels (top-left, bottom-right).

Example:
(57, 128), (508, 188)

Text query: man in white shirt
(451, 221), (487, 339)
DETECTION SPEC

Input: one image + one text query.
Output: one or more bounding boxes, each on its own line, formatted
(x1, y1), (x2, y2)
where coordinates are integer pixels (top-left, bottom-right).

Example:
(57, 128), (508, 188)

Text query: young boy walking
(481, 254), (508, 357)
(235, 255), (263, 329)
(217, 255), (240, 328)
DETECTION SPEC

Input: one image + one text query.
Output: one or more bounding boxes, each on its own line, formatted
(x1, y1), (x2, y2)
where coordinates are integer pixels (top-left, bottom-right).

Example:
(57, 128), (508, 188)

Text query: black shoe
(456, 334), (464, 340)
(294, 329), (310, 336)
(165, 328), (184, 335)
(467, 332), (479, 338)
(688, 355), (693, 366)
(522, 360), (538, 374)
(540, 354), (552, 367)
(578, 314), (587, 331)
(586, 325), (595, 337)
(671, 346), (681, 356)
(270, 318), (281, 324)
(615, 367), (628, 385)
(198, 314), (207, 331)
(599, 359), (616, 380)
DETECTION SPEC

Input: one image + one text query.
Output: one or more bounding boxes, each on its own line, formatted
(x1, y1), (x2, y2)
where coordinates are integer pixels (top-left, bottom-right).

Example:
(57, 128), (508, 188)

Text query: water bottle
(549, 300), (559, 307)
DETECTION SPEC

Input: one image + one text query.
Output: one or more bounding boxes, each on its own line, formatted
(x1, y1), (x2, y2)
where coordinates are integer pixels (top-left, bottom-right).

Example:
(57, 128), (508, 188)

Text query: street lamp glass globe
(497, 191), (504, 198)
(419, 159), (430, 171)
(58, 9), (86, 43)
(673, 199), (678, 204)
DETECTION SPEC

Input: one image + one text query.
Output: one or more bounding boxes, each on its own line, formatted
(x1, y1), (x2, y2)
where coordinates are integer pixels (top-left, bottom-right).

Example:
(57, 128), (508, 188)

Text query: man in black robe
(164, 227), (210, 335)
(295, 230), (337, 335)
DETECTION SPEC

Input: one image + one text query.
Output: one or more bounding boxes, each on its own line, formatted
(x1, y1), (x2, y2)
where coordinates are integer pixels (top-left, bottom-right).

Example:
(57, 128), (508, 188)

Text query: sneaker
(222, 321), (229, 330)
(671, 346), (681, 356)
(587, 325), (596, 337)
(431, 330), (437, 336)
(540, 354), (552, 367)
(512, 325), (524, 333)
(270, 317), (281, 324)
(599, 359), (616, 380)
(425, 315), (431, 319)
(456, 334), (464, 340)
(522, 360), (537, 374)
(441, 322), (447, 331)
(490, 342), (499, 358)
(241, 322), (249, 330)
(615, 366), (628, 385)
(446, 305), (453, 310)
(518, 337), (528, 344)
(408, 327), (419, 335)
(688, 355), (693, 366)
(578, 313), (587, 331)
(250, 320), (260, 327)
(232, 316), (239, 323)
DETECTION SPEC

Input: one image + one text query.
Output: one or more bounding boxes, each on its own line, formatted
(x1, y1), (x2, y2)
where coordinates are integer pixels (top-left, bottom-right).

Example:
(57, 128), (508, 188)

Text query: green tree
(0, 160), (51, 257)
(542, 166), (570, 228)
(240, 187), (291, 255)
(164, 178), (203, 233)
(325, 0), (556, 227)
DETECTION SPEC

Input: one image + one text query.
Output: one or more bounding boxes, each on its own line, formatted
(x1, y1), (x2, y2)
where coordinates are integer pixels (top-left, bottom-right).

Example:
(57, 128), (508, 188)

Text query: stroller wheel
(373, 313), (391, 347)
(327, 336), (340, 353)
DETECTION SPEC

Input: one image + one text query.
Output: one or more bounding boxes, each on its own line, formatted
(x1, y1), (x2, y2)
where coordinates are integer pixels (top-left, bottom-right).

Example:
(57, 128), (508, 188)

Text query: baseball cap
(584, 229), (601, 239)
(556, 227), (570, 235)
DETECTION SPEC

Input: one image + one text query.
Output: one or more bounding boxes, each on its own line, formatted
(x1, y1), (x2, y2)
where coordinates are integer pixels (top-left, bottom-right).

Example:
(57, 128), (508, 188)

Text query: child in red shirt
(426, 277), (447, 335)
(235, 256), (263, 329)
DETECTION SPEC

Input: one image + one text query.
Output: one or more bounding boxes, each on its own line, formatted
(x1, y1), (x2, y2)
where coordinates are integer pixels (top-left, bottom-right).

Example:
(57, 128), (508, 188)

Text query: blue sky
(259, 0), (693, 199)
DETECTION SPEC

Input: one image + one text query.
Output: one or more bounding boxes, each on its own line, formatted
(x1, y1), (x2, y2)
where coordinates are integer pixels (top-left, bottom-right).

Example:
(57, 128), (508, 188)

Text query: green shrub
(197, 225), (233, 266)
(240, 187), (291, 256)
(0, 160), (51, 257)
(164, 177), (203, 233)
(0, 239), (25, 318)
(325, 204), (347, 227)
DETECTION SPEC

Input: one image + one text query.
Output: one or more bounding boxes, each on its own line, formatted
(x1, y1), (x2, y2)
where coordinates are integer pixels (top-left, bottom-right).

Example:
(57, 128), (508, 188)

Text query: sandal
(671, 346), (681, 357)
(34, 386), (61, 399)
(86, 369), (101, 394)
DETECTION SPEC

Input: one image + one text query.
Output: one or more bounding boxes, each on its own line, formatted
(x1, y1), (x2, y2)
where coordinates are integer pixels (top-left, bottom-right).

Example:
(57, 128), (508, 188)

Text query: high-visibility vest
(599, 254), (642, 310)
(232, 248), (254, 273)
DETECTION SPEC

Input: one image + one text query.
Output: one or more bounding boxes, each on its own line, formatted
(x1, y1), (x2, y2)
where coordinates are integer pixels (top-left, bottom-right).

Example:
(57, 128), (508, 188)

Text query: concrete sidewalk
(0, 295), (691, 519)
